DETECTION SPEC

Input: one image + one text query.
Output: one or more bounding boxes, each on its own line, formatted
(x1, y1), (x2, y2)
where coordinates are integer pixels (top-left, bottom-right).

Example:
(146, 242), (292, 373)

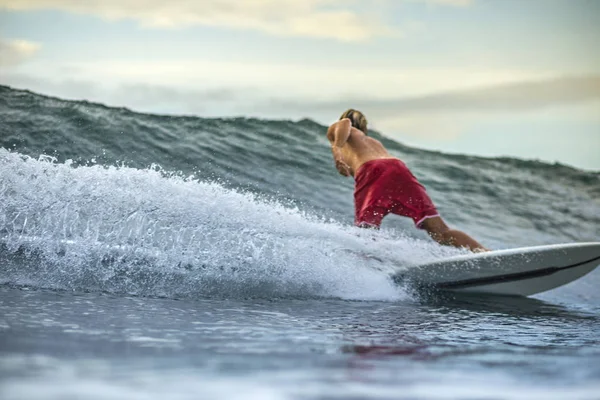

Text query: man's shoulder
(328, 118), (350, 128)
(327, 119), (352, 140)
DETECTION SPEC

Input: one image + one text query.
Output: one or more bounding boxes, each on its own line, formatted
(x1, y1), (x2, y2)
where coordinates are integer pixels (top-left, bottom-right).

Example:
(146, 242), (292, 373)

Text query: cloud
(0, 0), (398, 41)
(3, 56), (555, 110)
(0, 38), (41, 67)
(50, 58), (554, 103)
(399, 75), (600, 112)
(0, 0), (472, 41)
(266, 75), (600, 116)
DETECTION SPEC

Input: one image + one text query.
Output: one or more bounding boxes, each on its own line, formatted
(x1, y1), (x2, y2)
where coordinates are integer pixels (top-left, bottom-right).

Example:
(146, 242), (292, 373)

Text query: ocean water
(0, 85), (599, 399)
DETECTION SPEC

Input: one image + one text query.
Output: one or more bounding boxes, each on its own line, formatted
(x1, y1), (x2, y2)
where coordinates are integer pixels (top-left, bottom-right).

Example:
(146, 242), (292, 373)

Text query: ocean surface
(0, 84), (599, 399)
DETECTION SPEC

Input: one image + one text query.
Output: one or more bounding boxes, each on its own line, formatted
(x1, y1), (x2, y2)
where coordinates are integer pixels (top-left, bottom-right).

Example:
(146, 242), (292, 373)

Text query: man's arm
(327, 119), (352, 176)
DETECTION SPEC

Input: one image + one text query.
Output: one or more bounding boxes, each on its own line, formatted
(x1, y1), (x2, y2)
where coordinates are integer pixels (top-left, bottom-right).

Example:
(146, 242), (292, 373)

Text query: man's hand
(335, 158), (351, 176)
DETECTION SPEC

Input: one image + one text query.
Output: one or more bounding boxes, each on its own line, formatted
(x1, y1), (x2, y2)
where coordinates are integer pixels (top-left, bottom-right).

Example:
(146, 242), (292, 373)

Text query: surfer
(327, 109), (488, 252)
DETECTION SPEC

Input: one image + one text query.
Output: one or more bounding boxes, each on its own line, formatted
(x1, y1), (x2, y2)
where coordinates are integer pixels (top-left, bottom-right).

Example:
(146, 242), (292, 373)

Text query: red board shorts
(354, 158), (439, 229)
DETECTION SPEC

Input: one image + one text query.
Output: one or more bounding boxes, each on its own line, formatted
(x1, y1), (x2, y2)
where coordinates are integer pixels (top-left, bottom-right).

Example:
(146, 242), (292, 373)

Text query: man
(327, 109), (488, 252)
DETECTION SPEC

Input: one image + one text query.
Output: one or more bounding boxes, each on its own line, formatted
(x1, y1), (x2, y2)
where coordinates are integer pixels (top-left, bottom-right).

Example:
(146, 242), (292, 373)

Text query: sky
(0, 0), (599, 170)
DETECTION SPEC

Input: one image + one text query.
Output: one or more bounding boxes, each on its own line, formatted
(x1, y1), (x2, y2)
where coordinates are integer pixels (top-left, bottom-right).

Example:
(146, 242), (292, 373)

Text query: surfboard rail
(392, 242), (600, 297)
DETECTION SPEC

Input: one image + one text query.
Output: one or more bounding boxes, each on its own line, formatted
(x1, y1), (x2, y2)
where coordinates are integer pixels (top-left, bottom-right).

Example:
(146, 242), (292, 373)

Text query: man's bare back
(327, 118), (395, 177)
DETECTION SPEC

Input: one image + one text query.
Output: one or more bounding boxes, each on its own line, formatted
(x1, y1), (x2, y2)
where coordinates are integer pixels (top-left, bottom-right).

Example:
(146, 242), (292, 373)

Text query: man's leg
(420, 217), (488, 252)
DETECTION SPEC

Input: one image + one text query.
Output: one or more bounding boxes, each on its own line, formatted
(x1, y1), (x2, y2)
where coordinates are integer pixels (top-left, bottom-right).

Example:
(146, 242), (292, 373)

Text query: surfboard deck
(392, 242), (600, 297)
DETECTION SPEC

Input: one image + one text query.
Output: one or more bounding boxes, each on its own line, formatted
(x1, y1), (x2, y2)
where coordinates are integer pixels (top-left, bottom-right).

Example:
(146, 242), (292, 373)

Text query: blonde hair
(339, 109), (368, 134)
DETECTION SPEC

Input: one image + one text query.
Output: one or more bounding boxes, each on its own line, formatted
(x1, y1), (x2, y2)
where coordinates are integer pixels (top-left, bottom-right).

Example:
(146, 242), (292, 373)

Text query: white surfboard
(392, 242), (600, 297)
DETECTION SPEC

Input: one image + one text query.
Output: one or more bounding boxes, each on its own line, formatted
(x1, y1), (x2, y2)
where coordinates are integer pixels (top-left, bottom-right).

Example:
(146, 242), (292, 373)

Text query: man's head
(340, 109), (367, 134)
